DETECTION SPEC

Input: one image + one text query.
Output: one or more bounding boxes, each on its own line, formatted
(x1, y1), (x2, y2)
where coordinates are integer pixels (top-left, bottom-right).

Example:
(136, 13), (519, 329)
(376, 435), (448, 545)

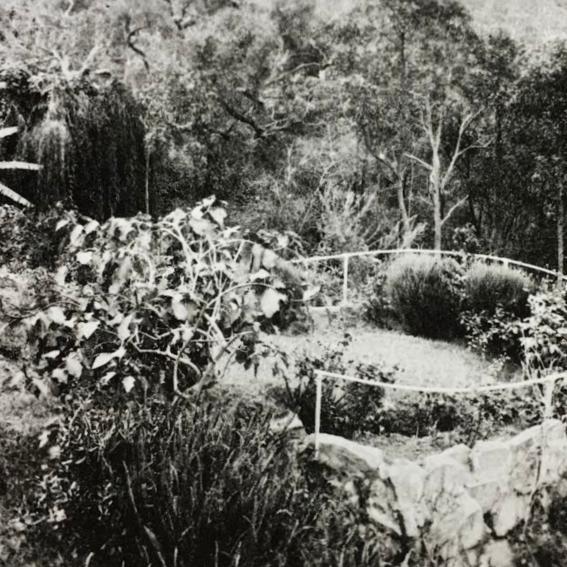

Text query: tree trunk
(431, 150), (443, 251)
(558, 182), (564, 286)
(397, 174), (411, 238)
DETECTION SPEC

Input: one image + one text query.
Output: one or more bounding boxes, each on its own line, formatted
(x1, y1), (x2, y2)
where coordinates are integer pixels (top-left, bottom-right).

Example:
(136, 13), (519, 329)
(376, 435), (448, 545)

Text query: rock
(367, 477), (402, 535)
(303, 433), (388, 477)
(491, 491), (531, 537)
(439, 443), (471, 468)
(301, 420), (567, 565)
(388, 460), (427, 538)
(422, 456), (471, 500)
(469, 479), (503, 513)
(422, 456), (486, 561)
(479, 540), (515, 567)
(471, 440), (511, 481)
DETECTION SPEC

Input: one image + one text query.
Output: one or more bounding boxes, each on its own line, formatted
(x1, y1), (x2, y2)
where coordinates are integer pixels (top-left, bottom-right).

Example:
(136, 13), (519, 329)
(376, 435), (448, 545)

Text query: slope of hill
(308, 0), (567, 45)
(455, 0), (567, 44)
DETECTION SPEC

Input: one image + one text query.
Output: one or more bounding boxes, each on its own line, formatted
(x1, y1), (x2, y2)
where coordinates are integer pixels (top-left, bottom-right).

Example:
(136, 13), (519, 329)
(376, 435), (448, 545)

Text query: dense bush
(378, 388), (544, 443)
(461, 285), (567, 369)
(22, 198), (311, 401)
(521, 289), (567, 373)
(463, 262), (533, 317)
(26, 395), (392, 567)
(385, 254), (464, 339)
(0, 205), (68, 268)
(460, 306), (525, 362)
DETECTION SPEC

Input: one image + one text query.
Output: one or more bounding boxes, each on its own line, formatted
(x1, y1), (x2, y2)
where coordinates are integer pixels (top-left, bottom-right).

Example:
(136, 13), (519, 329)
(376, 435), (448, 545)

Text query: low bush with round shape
(385, 254), (464, 339)
(463, 262), (533, 317)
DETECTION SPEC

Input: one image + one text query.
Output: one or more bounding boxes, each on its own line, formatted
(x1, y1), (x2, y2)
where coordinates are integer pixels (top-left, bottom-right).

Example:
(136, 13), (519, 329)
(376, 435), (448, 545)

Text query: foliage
(449, 223), (484, 254)
(0, 204), (69, 268)
(316, 185), (382, 255)
(385, 254), (464, 339)
(272, 333), (545, 444)
(460, 306), (524, 362)
(521, 288), (567, 372)
(378, 388), (544, 444)
(273, 334), (397, 438)
(23, 198), (310, 401)
(1, 68), (146, 219)
(23, 395), (391, 567)
(509, 481), (567, 566)
(463, 262), (533, 317)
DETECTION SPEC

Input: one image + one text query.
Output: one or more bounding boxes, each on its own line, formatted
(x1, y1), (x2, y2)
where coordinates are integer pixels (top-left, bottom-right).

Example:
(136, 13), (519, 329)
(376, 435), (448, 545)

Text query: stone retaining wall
(300, 420), (567, 566)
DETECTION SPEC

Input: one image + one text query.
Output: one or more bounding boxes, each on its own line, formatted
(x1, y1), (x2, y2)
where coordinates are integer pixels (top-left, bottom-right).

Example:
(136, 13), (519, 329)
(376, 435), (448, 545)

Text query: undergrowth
(14, 393), (397, 567)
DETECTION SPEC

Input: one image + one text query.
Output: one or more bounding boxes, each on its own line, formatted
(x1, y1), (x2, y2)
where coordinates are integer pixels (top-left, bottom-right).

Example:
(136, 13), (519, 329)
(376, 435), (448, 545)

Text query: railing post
(314, 373), (322, 459)
(543, 380), (554, 419)
(342, 255), (349, 307)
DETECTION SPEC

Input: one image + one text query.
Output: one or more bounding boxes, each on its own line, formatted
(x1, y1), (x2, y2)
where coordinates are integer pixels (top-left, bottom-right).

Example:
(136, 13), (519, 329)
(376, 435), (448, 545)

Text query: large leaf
(260, 288), (286, 318)
(92, 347), (126, 370)
(0, 181), (32, 207)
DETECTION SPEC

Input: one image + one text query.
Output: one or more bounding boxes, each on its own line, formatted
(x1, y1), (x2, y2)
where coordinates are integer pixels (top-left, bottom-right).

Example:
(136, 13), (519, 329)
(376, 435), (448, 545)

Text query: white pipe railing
(293, 249), (566, 307)
(313, 369), (567, 457)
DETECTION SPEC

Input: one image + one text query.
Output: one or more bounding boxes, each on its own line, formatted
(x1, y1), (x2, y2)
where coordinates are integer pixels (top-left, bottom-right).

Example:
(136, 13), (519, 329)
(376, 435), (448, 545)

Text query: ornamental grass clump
(385, 254), (464, 339)
(463, 262), (533, 317)
(26, 396), (390, 567)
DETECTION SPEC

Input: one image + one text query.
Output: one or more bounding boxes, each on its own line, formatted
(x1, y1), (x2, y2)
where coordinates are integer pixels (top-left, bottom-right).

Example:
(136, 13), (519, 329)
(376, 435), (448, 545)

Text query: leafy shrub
(449, 223), (484, 254)
(521, 289), (567, 372)
(0, 204), (68, 268)
(460, 306), (525, 362)
(273, 335), (397, 438)
(23, 198), (311, 401)
(378, 388), (543, 444)
(385, 254), (464, 339)
(463, 262), (533, 317)
(28, 395), (391, 567)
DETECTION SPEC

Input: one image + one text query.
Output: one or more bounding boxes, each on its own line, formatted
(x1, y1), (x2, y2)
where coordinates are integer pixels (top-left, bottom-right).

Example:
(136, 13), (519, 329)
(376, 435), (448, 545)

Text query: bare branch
(125, 23), (150, 71)
(405, 153), (432, 171)
(78, 45), (101, 76)
(440, 109), (483, 191)
(264, 62), (330, 88)
(219, 98), (264, 137)
(441, 196), (468, 227)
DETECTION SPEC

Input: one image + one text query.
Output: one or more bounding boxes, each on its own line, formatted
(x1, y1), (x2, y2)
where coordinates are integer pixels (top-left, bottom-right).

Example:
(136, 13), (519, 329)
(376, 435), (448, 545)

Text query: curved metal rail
(293, 248), (565, 307)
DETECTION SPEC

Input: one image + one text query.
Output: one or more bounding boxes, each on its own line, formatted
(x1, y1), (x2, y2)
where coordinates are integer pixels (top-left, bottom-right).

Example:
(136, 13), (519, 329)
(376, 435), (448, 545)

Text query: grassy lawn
(225, 310), (518, 390)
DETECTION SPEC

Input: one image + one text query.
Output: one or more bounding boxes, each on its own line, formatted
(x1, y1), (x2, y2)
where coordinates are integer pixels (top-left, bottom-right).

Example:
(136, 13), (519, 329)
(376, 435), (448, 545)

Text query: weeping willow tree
(0, 68), (147, 219)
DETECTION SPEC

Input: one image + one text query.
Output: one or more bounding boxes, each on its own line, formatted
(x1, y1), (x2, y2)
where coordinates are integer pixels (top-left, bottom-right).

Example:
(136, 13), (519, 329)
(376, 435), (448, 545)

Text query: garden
(1, 201), (567, 566)
(3, 0), (567, 565)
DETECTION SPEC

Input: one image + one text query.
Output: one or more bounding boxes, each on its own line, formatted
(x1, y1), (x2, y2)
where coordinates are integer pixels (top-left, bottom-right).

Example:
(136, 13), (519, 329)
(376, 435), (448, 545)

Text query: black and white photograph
(1, 1), (567, 565)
